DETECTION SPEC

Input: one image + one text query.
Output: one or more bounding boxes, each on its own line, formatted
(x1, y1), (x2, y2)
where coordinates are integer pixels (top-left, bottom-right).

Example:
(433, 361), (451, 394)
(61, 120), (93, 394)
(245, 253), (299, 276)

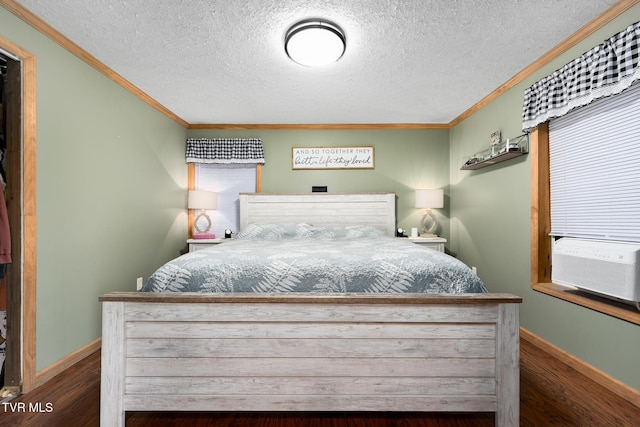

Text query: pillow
(235, 223), (313, 240)
(309, 225), (385, 240)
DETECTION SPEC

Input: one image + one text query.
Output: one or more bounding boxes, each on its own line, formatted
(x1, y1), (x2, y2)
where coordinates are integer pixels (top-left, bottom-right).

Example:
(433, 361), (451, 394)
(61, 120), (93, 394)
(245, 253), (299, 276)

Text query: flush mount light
(285, 19), (346, 67)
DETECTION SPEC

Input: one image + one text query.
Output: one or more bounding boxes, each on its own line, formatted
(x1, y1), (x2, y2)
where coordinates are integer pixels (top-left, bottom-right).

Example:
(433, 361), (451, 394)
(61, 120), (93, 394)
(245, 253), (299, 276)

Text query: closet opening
(0, 50), (23, 398)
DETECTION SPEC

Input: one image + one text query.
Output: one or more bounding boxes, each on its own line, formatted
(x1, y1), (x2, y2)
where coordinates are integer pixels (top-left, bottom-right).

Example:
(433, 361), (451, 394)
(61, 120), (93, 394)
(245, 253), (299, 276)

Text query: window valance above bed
(186, 138), (266, 164)
(522, 21), (640, 132)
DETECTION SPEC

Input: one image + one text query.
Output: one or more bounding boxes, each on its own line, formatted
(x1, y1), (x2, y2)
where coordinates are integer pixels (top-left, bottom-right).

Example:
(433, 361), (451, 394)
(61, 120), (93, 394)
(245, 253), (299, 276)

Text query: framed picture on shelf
(490, 130), (501, 146)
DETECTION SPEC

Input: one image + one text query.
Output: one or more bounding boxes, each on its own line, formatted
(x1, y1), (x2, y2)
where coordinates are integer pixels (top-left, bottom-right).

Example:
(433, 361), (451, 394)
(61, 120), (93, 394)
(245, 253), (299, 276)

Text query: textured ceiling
(14, 0), (619, 125)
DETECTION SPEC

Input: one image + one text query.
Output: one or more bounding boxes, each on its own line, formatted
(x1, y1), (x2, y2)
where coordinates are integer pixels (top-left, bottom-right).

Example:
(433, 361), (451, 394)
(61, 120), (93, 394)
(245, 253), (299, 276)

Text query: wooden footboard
(100, 292), (521, 427)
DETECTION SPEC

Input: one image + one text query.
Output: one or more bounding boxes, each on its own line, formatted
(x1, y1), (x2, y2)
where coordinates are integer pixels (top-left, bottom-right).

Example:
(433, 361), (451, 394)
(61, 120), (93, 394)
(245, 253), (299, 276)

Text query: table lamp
(415, 189), (444, 237)
(188, 190), (218, 237)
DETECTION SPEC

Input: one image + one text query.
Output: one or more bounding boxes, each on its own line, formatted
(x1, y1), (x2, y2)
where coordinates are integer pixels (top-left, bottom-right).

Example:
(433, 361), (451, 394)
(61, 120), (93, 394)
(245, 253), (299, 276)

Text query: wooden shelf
(461, 134), (529, 170)
(461, 149), (527, 170)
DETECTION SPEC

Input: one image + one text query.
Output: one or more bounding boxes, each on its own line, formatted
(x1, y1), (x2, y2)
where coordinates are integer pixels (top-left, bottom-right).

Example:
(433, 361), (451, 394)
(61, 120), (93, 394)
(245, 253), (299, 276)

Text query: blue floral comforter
(141, 224), (487, 294)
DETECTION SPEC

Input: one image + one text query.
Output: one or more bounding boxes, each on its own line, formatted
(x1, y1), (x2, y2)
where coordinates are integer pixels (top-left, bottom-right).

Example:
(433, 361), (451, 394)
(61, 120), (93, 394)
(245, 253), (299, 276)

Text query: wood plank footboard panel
(100, 293), (521, 427)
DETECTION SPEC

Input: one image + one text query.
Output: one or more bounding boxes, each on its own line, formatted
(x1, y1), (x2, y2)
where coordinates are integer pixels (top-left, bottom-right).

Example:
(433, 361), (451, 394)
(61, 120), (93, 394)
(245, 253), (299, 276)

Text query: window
(531, 121), (640, 325)
(194, 164), (258, 237)
(526, 21), (640, 324)
(185, 137), (265, 238)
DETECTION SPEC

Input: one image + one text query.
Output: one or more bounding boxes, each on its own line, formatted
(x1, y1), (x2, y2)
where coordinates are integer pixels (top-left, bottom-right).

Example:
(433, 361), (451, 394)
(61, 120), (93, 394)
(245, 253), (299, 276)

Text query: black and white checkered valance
(186, 138), (265, 164)
(522, 21), (640, 132)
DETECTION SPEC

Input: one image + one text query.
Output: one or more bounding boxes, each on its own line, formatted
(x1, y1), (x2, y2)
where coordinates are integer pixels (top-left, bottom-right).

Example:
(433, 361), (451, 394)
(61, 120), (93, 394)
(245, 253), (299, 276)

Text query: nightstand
(406, 237), (447, 252)
(187, 238), (226, 252)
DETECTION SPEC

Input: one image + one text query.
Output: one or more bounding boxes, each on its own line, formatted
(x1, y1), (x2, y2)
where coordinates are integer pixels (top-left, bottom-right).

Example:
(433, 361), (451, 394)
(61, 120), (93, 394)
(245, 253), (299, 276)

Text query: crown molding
(188, 123), (449, 130)
(0, 0), (189, 127)
(3, 0), (638, 131)
(449, 0), (640, 127)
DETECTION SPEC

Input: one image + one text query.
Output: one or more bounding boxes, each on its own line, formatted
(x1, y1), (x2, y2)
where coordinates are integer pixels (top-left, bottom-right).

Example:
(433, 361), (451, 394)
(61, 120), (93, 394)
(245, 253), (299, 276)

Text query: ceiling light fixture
(285, 19), (346, 67)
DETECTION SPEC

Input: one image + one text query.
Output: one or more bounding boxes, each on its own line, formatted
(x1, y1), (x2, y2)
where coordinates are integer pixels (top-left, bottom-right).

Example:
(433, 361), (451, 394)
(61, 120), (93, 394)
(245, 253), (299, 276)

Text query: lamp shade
(188, 190), (217, 210)
(285, 19), (346, 67)
(415, 189), (444, 209)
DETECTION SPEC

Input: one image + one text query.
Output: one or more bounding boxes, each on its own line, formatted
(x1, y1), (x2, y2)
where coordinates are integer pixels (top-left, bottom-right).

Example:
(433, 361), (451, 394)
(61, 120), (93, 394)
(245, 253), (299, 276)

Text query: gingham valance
(186, 138), (265, 164)
(522, 21), (640, 132)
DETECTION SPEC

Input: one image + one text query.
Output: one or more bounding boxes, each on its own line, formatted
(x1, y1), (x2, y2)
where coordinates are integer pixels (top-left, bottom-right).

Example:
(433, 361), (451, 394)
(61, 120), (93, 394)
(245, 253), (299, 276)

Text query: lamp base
(420, 210), (439, 237)
(194, 210), (212, 234)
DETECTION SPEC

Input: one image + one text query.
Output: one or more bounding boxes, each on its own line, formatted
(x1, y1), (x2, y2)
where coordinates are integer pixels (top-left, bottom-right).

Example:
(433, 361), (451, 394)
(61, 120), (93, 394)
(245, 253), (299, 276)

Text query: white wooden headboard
(239, 193), (396, 237)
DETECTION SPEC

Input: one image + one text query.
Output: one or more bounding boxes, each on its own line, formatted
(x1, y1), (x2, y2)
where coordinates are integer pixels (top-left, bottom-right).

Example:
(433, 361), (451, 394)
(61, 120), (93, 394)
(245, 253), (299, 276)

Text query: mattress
(141, 224), (487, 294)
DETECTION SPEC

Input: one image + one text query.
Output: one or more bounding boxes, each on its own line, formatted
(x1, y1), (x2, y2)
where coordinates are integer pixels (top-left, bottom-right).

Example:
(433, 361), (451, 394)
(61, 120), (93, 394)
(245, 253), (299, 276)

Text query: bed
(100, 193), (521, 426)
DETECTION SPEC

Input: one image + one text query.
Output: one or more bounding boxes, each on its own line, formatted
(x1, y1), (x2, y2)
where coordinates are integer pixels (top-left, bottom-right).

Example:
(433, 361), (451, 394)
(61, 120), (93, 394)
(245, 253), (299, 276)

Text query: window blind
(195, 164), (257, 237)
(549, 82), (640, 242)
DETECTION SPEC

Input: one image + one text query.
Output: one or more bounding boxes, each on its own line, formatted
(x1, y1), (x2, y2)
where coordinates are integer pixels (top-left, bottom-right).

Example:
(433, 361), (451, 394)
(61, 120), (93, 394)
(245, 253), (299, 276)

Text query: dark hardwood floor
(1, 338), (639, 426)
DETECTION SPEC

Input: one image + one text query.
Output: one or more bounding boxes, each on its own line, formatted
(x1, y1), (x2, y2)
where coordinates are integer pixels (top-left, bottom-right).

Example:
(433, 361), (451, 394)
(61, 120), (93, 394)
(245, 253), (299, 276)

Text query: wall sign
(292, 146), (374, 170)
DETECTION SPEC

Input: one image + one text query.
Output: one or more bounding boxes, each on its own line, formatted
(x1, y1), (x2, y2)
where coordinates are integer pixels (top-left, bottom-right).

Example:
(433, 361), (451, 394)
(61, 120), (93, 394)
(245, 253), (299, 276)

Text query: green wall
(1, 7), (189, 371)
(450, 5), (640, 390)
(187, 129), (451, 236)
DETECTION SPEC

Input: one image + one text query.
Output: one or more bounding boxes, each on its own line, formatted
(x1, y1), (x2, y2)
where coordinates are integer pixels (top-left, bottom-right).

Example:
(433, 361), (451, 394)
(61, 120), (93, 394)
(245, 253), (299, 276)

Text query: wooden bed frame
(100, 193), (521, 427)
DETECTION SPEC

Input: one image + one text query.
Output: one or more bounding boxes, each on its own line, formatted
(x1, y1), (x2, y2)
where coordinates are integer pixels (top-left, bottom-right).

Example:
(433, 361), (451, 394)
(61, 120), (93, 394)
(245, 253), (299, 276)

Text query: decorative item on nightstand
(415, 189), (444, 237)
(188, 190), (218, 238)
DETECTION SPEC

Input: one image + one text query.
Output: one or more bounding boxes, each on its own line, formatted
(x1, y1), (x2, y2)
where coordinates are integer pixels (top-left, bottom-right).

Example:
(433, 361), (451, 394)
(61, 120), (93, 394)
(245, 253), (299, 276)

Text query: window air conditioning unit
(552, 238), (640, 304)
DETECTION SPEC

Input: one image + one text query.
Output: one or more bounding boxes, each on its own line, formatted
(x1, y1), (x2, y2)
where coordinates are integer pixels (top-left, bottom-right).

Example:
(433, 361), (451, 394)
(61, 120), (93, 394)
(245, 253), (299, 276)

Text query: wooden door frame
(0, 36), (37, 393)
